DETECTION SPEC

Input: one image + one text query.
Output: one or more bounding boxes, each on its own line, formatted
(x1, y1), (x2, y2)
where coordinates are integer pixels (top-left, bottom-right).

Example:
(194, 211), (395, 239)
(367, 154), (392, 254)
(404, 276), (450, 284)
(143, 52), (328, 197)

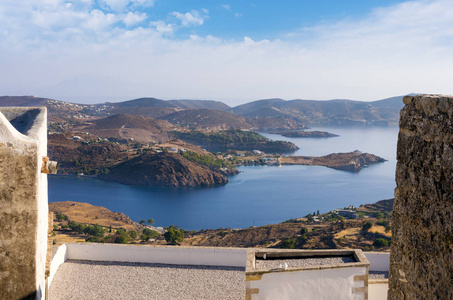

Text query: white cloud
(123, 11), (147, 27)
(171, 10), (206, 27)
(84, 9), (117, 30)
(221, 4), (230, 11)
(0, 0), (452, 105)
(150, 20), (174, 35)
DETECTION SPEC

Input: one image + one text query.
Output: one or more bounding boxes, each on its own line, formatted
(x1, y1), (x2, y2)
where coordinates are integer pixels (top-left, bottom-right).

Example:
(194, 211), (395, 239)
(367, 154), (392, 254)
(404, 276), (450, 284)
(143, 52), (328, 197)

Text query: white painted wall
(369, 283), (389, 300)
(66, 243), (248, 267)
(364, 252), (390, 272)
(34, 108), (48, 300)
(47, 244), (68, 288)
(249, 267), (367, 300)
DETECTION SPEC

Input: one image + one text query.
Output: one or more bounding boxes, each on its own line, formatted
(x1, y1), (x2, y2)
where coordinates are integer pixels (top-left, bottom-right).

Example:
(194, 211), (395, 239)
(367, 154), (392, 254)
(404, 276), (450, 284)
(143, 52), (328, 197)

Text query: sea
(48, 126), (399, 230)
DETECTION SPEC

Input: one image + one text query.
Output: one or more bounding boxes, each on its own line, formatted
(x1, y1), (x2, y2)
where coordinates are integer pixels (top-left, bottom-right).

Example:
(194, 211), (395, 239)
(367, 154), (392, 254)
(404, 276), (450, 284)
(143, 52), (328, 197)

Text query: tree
(147, 219), (155, 226)
(141, 228), (160, 241)
(129, 230), (138, 239)
(361, 221), (373, 233)
(300, 227), (308, 235)
(164, 225), (183, 245)
(139, 220), (146, 225)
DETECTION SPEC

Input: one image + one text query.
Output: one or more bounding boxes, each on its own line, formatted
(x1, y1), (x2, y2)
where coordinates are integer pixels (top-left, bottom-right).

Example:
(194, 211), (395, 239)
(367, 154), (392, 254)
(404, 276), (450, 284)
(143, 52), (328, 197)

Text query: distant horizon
(1, 93), (413, 107)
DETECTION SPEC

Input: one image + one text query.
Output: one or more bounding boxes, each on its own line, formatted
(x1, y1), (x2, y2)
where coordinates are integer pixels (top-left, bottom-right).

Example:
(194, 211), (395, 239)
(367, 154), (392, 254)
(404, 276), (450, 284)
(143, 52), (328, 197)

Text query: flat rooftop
(49, 260), (245, 300)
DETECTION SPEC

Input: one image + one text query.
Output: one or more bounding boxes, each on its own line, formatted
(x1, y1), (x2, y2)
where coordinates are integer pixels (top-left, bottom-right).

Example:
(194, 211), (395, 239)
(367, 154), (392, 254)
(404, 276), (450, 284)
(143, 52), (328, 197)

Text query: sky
(0, 0), (452, 106)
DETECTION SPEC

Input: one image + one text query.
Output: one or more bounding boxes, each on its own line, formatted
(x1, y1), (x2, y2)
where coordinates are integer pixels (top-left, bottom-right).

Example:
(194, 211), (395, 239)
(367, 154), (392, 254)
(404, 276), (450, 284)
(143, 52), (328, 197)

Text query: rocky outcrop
(100, 152), (228, 187)
(389, 95), (453, 299)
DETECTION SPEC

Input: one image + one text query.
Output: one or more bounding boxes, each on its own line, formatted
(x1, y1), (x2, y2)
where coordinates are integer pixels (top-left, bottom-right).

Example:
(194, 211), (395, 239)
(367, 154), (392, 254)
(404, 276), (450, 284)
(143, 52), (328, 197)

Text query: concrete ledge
(65, 243), (248, 267)
(364, 252), (389, 272)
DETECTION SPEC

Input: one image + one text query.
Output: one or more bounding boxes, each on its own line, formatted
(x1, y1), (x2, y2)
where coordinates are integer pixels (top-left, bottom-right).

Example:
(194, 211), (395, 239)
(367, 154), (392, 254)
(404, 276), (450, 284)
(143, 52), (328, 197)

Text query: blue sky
(0, 0), (452, 105)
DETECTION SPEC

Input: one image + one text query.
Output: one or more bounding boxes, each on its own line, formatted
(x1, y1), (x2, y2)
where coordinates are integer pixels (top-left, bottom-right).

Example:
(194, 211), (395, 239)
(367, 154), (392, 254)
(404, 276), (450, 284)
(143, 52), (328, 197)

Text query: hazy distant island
(276, 130), (339, 138)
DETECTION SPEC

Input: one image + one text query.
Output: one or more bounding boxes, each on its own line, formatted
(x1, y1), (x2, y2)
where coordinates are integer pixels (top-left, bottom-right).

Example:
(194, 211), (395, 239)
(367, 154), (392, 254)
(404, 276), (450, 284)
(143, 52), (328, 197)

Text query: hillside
(50, 201), (138, 231)
(167, 99), (230, 111)
(48, 133), (127, 175)
(48, 133), (235, 187)
(160, 109), (253, 131)
(172, 129), (299, 153)
(246, 115), (307, 131)
(0, 95), (48, 106)
(99, 152), (228, 187)
(231, 96), (404, 126)
(73, 114), (179, 142)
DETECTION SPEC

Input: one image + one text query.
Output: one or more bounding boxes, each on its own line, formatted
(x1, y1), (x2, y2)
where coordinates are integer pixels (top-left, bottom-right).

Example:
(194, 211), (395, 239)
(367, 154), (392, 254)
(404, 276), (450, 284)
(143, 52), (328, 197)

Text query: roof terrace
(47, 243), (389, 300)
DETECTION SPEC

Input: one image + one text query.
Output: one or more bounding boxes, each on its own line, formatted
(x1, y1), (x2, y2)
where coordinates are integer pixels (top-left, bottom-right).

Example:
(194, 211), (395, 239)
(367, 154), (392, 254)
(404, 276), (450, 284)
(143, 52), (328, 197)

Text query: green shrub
(115, 234), (130, 244)
(280, 238), (297, 249)
(164, 225), (183, 245)
(373, 238), (389, 248)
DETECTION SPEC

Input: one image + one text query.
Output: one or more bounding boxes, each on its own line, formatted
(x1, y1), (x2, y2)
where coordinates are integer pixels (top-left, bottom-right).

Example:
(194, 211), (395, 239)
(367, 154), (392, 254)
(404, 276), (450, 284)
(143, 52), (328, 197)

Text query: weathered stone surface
(0, 107), (48, 300)
(389, 95), (453, 299)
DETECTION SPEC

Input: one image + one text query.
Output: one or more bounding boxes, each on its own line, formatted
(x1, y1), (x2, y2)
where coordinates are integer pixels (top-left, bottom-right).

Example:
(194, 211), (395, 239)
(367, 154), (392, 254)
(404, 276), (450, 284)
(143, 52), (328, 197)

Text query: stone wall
(389, 95), (453, 299)
(0, 107), (48, 299)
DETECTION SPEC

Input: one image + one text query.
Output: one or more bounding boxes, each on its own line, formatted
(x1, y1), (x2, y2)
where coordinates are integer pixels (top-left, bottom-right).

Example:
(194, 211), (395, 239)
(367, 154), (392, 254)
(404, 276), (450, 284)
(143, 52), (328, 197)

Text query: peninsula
(279, 152), (386, 172)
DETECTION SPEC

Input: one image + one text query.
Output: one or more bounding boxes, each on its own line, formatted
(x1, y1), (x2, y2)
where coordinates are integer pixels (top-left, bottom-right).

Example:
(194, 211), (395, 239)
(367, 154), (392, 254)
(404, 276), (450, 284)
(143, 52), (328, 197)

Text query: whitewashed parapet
(0, 107), (48, 300)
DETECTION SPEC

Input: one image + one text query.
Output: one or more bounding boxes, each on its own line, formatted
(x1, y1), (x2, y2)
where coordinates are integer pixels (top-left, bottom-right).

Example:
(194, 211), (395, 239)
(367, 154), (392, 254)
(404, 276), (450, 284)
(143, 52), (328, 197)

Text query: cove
(49, 127), (399, 230)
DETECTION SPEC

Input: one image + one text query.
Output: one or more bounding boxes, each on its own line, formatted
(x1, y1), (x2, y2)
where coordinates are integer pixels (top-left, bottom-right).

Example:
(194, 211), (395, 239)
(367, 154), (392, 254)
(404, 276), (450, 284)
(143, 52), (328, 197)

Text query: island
(276, 130), (339, 138)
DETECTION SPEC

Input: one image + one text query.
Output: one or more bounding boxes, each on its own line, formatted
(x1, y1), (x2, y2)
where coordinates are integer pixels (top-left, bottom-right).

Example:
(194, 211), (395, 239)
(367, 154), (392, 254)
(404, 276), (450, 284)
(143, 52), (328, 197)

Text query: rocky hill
(167, 99), (230, 111)
(48, 133), (127, 175)
(161, 109), (253, 131)
(73, 114), (179, 142)
(99, 152), (228, 187)
(231, 96), (404, 126)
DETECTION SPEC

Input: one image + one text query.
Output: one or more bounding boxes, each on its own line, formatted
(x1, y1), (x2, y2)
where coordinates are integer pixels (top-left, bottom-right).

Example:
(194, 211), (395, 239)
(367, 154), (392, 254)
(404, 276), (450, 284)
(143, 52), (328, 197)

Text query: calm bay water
(49, 126), (399, 230)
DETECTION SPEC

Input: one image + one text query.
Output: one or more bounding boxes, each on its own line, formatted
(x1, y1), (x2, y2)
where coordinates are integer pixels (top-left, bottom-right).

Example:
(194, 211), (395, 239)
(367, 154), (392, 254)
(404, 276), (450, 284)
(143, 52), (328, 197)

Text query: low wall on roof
(65, 243), (248, 267)
(389, 95), (453, 299)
